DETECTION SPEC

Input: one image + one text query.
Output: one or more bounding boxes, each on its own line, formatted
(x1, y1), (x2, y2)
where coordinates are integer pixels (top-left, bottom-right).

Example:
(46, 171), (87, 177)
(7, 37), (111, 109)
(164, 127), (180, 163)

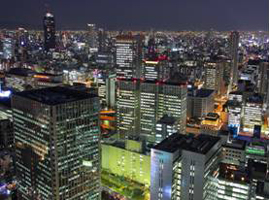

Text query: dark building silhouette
(43, 12), (56, 51)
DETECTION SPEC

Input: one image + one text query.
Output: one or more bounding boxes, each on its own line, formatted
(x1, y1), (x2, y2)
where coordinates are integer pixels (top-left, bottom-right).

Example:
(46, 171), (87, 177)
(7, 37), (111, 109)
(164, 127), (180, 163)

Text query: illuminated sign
(34, 75), (50, 79)
(0, 90), (11, 98)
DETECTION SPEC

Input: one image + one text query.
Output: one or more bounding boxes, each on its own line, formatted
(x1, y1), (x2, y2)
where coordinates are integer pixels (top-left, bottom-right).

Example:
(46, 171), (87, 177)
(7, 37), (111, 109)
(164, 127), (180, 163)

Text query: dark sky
(0, 0), (268, 31)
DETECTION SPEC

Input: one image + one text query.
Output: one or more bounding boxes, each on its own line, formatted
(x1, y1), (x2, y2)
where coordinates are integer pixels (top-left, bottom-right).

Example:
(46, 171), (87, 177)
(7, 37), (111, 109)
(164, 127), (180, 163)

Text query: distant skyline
(0, 0), (268, 31)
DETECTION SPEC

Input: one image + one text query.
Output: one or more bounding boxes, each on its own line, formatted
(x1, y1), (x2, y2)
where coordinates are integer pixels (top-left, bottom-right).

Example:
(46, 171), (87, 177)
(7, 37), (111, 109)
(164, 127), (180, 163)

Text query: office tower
(150, 133), (221, 200)
(158, 79), (187, 134)
(115, 34), (142, 79)
(116, 79), (140, 138)
(117, 77), (187, 144)
(242, 94), (263, 133)
(204, 61), (224, 96)
(140, 78), (187, 144)
(140, 81), (158, 142)
(187, 89), (215, 119)
(141, 60), (169, 81)
(155, 115), (177, 144)
(43, 12), (56, 51)
(88, 24), (98, 49)
(12, 87), (101, 200)
(0, 119), (13, 149)
(230, 31), (240, 86)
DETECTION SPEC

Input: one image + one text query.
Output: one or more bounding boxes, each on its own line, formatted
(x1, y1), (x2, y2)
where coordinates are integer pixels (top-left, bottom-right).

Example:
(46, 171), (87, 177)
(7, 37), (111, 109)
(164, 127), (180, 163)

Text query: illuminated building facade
(117, 78), (187, 143)
(187, 89), (215, 119)
(222, 140), (246, 166)
(243, 94), (263, 133)
(155, 115), (177, 144)
(227, 91), (243, 134)
(12, 87), (101, 200)
(43, 12), (56, 51)
(3, 38), (14, 59)
(115, 35), (142, 79)
(101, 139), (150, 187)
(141, 60), (169, 81)
(140, 81), (159, 142)
(204, 62), (224, 96)
(116, 79), (140, 138)
(150, 133), (221, 200)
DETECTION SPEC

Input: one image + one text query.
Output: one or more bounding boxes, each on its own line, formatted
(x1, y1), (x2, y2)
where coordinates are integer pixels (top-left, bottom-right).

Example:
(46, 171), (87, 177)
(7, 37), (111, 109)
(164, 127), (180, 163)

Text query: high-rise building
(3, 37), (14, 59)
(242, 94), (263, 133)
(204, 61), (225, 96)
(116, 79), (140, 139)
(150, 133), (221, 200)
(227, 91), (243, 134)
(141, 60), (169, 81)
(140, 79), (187, 144)
(230, 31), (240, 86)
(117, 77), (187, 144)
(187, 89), (215, 119)
(115, 34), (142, 79)
(12, 87), (101, 200)
(43, 12), (56, 51)
(259, 62), (269, 109)
(88, 24), (98, 49)
(97, 28), (107, 52)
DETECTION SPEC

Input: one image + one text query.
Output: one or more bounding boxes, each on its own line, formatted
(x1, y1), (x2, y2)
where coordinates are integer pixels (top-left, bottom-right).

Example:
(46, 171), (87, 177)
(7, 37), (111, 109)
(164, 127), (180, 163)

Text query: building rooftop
(154, 133), (220, 154)
(14, 86), (97, 105)
(223, 139), (246, 151)
(158, 115), (176, 125)
(7, 68), (35, 77)
(193, 89), (214, 98)
(205, 112), (220, 120)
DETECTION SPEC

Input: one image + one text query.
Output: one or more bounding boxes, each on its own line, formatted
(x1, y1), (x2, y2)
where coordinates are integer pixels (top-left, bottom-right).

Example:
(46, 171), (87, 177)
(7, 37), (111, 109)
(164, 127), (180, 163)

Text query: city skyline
(0, 0), (268, 31)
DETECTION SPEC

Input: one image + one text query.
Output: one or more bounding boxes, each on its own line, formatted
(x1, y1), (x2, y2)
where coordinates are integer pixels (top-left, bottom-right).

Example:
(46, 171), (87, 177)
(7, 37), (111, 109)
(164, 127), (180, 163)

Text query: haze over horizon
(0, 0), (268, 31)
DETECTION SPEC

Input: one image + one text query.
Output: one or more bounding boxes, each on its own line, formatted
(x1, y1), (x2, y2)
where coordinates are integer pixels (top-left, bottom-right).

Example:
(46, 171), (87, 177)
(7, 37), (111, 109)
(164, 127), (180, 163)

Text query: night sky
(0, 0), (268, 31)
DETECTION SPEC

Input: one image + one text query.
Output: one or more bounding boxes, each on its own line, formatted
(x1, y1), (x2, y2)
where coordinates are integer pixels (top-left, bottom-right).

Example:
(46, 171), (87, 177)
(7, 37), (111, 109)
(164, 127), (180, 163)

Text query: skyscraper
(115, 34), (142, 79)
(116, 77), (187, 144)
(12, 87), (101, 200)
(116, 79), (140, 139)
(88, 24), (98, 49)
(150, 133), (221, 200)
(43, 12), (56, 51)
(204, 61), (225, 96)
(230, 31), (240, 86)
